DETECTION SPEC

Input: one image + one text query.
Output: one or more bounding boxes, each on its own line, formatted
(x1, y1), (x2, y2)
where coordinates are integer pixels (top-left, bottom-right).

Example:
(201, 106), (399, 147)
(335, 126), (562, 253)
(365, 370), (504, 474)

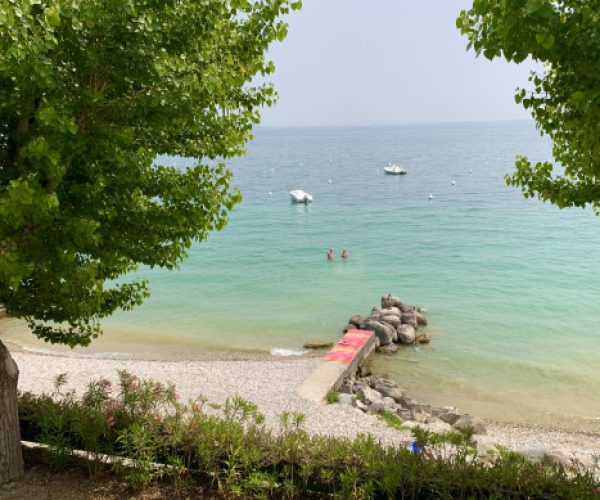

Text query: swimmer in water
(341, 249), (349, 259)
(327, 248), (334, 261)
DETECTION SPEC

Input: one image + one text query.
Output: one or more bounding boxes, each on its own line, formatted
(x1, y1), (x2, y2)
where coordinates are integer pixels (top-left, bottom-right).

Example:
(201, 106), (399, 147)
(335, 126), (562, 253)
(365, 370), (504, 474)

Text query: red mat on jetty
(324, 329), (372, 364)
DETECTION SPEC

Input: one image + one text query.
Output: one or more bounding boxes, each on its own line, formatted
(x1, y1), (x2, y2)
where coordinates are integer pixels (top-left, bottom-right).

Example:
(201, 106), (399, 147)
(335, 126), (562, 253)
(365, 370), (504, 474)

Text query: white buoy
(428, 194), (434, 200)
(328, 179), (332, 184)
(268, 192), (272, 196)
(469, 169), (473, 173)
(451, 180), (456, 185)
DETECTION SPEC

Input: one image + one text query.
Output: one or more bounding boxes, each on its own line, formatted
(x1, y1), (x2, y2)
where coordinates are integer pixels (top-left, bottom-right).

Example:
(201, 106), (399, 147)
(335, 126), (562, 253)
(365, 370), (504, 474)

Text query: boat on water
(289, 189), (313, 204)
(383, 164), (407, 175)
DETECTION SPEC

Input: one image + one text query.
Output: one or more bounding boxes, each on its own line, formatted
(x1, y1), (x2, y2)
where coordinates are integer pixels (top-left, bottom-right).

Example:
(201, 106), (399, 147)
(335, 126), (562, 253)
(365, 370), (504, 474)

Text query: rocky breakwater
(337, 367), (487, 436)
(344, 294), (430, 355)
(336, 294), (487, 436)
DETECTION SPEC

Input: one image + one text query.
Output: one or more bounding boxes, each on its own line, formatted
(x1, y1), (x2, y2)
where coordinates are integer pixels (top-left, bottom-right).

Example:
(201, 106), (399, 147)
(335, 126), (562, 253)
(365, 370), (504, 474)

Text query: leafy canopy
(457, 1), (600, 211)
(0, 0), (301, 346)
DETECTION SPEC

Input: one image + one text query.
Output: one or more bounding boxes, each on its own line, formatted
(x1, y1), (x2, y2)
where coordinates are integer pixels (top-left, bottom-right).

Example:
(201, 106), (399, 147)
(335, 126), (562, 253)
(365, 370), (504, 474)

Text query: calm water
(4, 121), (600, 429)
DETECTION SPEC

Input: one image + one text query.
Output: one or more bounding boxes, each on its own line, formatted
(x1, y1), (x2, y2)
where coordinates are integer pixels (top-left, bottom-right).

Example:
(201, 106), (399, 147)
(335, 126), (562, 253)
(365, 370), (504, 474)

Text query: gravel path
(11, 349), (600, 472)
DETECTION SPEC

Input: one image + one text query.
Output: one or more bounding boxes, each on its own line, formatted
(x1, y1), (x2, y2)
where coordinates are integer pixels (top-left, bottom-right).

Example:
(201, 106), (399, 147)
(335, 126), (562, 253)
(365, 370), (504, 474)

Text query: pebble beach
(10, 345), (600, 476)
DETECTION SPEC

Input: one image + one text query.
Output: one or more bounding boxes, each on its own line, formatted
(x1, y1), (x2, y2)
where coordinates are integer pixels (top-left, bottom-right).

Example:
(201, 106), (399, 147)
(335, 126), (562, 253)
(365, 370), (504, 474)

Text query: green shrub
(18, 371), (600, 498)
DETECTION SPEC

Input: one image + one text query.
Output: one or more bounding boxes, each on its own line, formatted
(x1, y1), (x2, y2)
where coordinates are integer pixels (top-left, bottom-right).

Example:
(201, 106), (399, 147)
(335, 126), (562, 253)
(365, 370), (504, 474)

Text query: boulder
(358, 364), (371, 377)
(414, 311), (428, 326)
(377, 343), (399, 355)
(452, 414), (487, 435)
(370, 307), (383, 317)
(397, 325), (416, 344)
(416, 333), (430, 344)
(354, 399), (368, 412)
(369, 377), (397, 389)
(348, 315), (363, 328)
(379, 315), (401, 328)
(437, 409), (462, 425)
(303, 340), (334, 349)
(400, 313), (419, 329)
(367, 401), (387, 414)
(358, 386), (382, 405)
(337, 393), (354, 405)
(381, 294), (403, 309)
(542, 448), (573, 468)
(364, 320), (396, 346)
(399, 303), (415, 313)
(399, 395), (418, 409)
(342, 324), (356, 333)
(374, 386), (405, 403)
(338, 381), (354, 394)
(380, 307), (402, 317)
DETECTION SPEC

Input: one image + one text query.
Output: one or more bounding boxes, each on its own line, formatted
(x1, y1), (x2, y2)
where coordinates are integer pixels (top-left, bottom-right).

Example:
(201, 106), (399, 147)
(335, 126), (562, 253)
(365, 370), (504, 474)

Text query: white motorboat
(290, 189), (313, 203)
(383, 164), (407, 175)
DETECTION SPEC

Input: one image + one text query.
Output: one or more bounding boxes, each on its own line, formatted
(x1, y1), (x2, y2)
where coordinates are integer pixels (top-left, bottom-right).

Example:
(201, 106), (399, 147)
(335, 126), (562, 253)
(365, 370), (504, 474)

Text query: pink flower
(175, 392), (181, 401)
(192, 404), (202, 412)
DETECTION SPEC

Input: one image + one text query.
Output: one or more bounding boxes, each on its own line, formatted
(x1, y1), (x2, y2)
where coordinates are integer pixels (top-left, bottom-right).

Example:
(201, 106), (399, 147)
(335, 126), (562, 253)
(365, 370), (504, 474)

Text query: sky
(260, 1), (539, 127)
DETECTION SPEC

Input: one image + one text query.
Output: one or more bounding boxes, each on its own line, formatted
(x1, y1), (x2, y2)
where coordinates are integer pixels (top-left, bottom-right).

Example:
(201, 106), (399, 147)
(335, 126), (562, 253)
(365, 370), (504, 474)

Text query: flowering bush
(18, 372), (600, 497)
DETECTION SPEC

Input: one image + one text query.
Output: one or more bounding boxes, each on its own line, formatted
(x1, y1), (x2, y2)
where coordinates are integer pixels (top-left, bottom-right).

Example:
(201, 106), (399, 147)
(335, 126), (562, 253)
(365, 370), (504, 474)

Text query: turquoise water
(4, 121), (600, 428)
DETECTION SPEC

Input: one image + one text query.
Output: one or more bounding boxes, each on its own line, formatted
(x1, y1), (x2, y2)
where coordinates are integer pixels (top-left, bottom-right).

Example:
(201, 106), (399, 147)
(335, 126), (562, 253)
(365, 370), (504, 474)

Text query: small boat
(290, 189), (313, 204)
(383, 164), (407, 175)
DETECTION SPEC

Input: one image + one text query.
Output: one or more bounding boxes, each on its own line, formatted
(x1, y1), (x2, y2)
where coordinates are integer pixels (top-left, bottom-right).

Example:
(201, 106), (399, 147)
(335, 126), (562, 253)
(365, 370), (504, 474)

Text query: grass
(326, 390), (339, 404)
(377, 410), (407, 431)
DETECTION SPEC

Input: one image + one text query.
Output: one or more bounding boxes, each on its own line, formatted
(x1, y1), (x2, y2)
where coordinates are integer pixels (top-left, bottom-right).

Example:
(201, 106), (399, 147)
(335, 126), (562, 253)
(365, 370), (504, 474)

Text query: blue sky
(260, 1), (538, 127)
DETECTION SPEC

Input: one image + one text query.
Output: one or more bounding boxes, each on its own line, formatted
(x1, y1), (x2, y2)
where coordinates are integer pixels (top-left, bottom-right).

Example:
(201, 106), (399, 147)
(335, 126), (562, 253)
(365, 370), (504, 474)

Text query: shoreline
(5, 339), (599, 436)
(8, 345), (600, 474)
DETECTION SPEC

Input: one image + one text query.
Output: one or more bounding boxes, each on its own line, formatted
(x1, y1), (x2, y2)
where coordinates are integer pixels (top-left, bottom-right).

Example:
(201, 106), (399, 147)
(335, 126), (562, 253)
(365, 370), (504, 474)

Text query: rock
(452, 414), (487, 435)
(377, 343), (399, 354)
(400, 313), (418, 329)
(303, 340), (334, 349)
(364, 320), (396, 346)
(415, 333), (430, 344)
(358, 386), (382, 405)
(397, 409), (413, 420)
(374, 386), (405, 403)
(337, 393), (354, 405)
(437, 409), (462, 425)
(414, 311), (428, 326)
(399, 395), (418, 409)
(399, 303), (415, 313)
(396, 325), (416, 344)
(342, 324), (356, 333)
(381, 294), (403, 309)
(348, 315), (364, 328)
(338, 377), (356, 394)
(358, 364), (371, 377)
(370, 377), (397, 389)
(542, 448), (573, 468)
(367, 401), (387, 414)
(381, 396), (396, 407)
(379, 315), (401, 327)
(354, 399), (368, 412)
(380, 307), (402, 317)
(370, 307), (383, 317)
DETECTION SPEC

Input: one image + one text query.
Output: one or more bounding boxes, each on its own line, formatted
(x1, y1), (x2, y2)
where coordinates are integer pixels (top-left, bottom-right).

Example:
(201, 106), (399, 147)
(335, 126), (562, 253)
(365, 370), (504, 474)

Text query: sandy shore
(9, 345), (600, 474)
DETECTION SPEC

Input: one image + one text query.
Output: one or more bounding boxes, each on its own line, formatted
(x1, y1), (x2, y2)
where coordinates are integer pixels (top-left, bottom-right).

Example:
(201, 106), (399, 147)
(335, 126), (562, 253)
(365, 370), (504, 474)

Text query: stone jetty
(344, 294), (430, 353)
(334, 294), (488, 435)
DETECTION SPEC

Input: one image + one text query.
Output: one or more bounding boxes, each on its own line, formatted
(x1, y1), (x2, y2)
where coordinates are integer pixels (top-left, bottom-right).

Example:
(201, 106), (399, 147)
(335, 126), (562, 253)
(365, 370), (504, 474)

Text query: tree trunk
(0, 340), (23, 484)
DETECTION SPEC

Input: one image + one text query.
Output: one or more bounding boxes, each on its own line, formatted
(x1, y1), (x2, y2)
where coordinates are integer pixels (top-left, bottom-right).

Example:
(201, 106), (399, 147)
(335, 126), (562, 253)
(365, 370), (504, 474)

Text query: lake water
(4, 121), (600, 429)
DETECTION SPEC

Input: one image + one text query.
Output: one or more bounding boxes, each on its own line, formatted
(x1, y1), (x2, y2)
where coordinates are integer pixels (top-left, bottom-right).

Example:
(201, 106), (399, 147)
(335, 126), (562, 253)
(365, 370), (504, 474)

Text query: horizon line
(257, 118), (534, 129)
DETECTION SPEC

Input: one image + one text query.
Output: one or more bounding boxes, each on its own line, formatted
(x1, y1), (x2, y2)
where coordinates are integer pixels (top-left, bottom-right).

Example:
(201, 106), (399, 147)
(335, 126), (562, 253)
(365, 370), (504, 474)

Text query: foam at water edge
(270, 348), (309, 357)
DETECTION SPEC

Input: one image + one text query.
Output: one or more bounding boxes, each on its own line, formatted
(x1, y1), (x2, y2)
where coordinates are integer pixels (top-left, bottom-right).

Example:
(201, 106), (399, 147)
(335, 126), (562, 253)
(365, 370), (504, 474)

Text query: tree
(457, 1), (600, 211)
(0, 0), (300, 484)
